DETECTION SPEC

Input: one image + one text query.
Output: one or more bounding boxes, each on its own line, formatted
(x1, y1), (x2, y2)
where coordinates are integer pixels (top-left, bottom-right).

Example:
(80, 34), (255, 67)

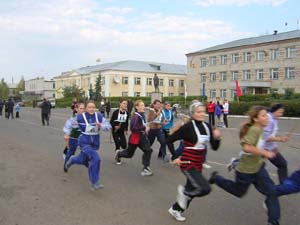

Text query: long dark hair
(239, 105), (268, 139)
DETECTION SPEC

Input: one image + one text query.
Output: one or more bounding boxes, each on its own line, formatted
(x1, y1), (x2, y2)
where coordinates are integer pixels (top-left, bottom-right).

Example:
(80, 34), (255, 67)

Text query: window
(210, 89), (216, 98)
(122, 92), (128, 97)
(169, 93), (174, 96)
(232, 53), (239, 64)
(243, 70), (251, 80)
(122, 76), (128, 84)
(179, 80), (184, 87)
(134, 92), (140, 97)
(179, 93), (185, 96)
(270, 68), (279, 80)
(146, 78), (152, 86)
(159, 79), (164, 86)
(286, 47), (296, 58)
(200, 73), (206, 82)
(256, 51), (265, 61)
(256, 69), (264, 80)
(220, 72), (227, 81)
(221, 55), (227, 65)
(244, 52), (251, 62)
(169, 79), (174, 87)
(220, 89), (227, 98)
(134, 77), (141, 85)
(53, 83), (56, 89)
(210, 56), (217, 65)
(146, 92), (152, 97)
(231, 89), (237, 98)
(231, 71), (238, 80)
(210, 73), (216, 82)
(53, 93), (56, 98)
(285, 67), (295, 79)
(271, 49), (279, 60)
(200, 58), (207, 67)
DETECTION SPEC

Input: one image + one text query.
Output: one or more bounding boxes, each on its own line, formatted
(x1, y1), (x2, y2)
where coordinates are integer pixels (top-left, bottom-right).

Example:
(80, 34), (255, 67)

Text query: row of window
(121, 92), (184, 97)
(122, 77), (185, 87)
(200, 47), (296, 67)
(200, 67), (296, 82)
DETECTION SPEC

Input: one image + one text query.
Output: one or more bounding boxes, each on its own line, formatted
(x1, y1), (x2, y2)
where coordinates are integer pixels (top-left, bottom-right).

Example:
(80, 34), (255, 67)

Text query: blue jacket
(162, 109), (174, 130)
(277, 170), (300, 195)
(77, 112), (111, 150)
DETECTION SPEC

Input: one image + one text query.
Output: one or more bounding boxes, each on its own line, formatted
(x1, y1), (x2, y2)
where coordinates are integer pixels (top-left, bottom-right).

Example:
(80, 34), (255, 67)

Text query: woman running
(65, 100), (111, 190)
(167, 101), (221, 221)
(114, 100), (153, 176)
(209, 105), (280, 225)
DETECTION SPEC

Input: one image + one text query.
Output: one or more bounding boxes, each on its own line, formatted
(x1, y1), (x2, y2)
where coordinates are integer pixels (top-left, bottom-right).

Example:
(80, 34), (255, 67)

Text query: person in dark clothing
(110, 99), (129, 164)
(5, 99), (14, 119)
(71, 98), (78, 116)
(40, 98), (51, 126)
(167, 101), (221, 221)
(105, 100), (111, 118)
(0, 100), (4, 116)
(127, 99), (133, 120)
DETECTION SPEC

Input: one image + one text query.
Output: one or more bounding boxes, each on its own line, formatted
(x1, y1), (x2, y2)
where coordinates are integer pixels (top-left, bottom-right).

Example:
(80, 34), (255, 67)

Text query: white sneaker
(168, 207), (186, 222)
(141, 167), (153, 176)
(176, 185), (189, 210)
(90, 181), (104, 191)
(227, 157), (238, 172)
(114, 150), (122, 165)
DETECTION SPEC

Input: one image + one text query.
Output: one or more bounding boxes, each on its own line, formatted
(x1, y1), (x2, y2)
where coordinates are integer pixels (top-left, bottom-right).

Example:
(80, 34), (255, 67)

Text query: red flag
(235, 80), (242, 97)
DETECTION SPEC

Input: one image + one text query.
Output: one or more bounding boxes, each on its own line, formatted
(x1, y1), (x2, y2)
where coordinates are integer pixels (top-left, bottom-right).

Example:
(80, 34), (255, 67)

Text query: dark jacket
(40, 101), (51, 114)
(5, 101), (14, 112)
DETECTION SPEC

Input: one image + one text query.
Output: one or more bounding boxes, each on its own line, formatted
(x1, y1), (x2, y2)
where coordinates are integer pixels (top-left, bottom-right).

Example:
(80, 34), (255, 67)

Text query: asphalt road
(0, 108), (299, 225)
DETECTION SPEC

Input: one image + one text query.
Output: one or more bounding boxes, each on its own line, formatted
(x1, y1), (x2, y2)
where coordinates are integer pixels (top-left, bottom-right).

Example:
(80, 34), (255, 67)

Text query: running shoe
(168, 207), (186, 222)
(114, 150), (122, 165)
(90, 181), (104, 191)
(141, 167), (153, 176)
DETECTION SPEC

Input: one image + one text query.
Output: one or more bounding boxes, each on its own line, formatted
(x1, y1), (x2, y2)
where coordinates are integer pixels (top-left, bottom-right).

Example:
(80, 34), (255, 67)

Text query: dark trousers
(215, 166), (280, 224)
(112, 130), (127, 150)
(7, 111), (14, 119)
(0, 108), (2, 116)
(173, 168), (211, 212)
(148, 128), (166, 158)
(223, 113), (228, 127)
(118, 135), (152, 168)
(162, 129), (176, 159)
(41, 113), (49, 125)
(269, 151), (288, 184)
(16, 112), (19, 118)
(208, 112), (215, 127)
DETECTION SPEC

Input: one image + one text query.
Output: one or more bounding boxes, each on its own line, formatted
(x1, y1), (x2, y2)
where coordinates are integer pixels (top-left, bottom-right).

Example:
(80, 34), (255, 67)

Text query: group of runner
(61, 99), (299, 225)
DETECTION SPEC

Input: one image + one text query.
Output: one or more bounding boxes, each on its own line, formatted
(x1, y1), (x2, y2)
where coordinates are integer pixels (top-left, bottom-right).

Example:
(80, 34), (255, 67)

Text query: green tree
(0, 78), (9, 99)
(63, 84), (81, 98)
(94, 74), (102, 101)
(16, 76), (25, 99)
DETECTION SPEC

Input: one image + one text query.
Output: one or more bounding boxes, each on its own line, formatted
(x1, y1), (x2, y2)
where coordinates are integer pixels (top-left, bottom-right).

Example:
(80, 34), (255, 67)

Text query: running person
(167, 101), (221, 221)
(110, 99), (129, 164)
(114, 100), (153, 176)
(64, 100), (111, 190)
(63, 103), (85, 172)
(209, 105), (280, 225)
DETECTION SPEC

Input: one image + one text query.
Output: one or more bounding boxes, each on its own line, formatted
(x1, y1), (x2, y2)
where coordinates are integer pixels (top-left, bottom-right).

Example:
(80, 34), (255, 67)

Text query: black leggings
(112, 130), (127, 150)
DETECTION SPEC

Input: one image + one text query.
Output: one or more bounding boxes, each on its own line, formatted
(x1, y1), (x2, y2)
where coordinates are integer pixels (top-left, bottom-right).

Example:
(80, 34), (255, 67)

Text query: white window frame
(169, 79), (174, 87)
(243, 70), (251, 80)
(122, 91), (128, 97)
(256, 51), (265, 61)
(270, 68), (279, 80)
(230, 89), (237, 98)
(285, 67), (295, 79)
(210, 56), (217, 65)
(122, 76), (128, 85)
(134, 77), (141, 85)
(271, 49), (279, 60)
(200, 58), (207, 67)
(200, 73), (206, 82)
(220, 89), (227, 99)
(168, 93), (174, 96)
(179, 80), (184, 87)
(256, 69), (264, 80)
(231, 71), (238, 80)
(159, 79), (164, 86)
(210, 89), (216, 98)
(244, 52), (251, 62)
(232, 53), (239, 64)
(134, 92), (140, 97)
(286, 47), (296, 58)
(146, 78), (152, 86)
(210, 73), (216, 82)
(221, 55), (227, 65)
(220, 72), (227, 81)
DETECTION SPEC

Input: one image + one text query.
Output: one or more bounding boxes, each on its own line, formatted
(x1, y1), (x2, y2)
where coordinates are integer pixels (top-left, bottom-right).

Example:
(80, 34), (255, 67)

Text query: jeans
(208, 112), (215, 127)
(269, 151), (288, 184)
(215, 166), (280, 224)
(148, 128), (166, 158)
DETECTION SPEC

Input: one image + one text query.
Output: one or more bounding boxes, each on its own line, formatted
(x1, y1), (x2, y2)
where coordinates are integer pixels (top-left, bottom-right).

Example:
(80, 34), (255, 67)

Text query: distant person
(0, 99), (4, 116)
(105, 100), (111, 118)
(5, 99), (14, 119)
(214, 98), (223, 127)
(40, 98), (51, 126)
(207, 99), (215, 127)
(15, 103), (21, 118)
(71, 98), (78, 116)
(223, 99), (229, 128)
(127, 99), (133, 119)
(99, 99), (106, 115)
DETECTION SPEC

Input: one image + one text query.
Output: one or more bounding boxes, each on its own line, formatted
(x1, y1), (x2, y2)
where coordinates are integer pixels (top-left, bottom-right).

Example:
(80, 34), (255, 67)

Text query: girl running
(65, 100), (111, 190)
(167, 101), (221, 221)
(110, 99), (129, 164)
(114, 100), (153, 176)
(209, 105), (280, 225)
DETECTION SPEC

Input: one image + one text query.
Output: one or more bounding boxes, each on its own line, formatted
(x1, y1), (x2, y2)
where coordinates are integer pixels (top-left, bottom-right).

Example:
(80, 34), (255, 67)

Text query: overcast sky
(0, 0), (299, 83)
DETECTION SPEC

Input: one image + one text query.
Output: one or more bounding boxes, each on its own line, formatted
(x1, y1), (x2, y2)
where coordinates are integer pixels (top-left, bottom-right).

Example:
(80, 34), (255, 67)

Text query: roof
(55, 60), (186, 78)
(187, 30), (300, 56)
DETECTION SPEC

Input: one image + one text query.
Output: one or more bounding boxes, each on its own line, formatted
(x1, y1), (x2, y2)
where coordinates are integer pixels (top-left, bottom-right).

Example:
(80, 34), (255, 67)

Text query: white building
(23, 77), (56, 100)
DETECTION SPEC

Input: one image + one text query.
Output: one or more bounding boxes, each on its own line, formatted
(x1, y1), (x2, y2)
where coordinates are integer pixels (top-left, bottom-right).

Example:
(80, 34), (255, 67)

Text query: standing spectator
(5, 98), (14, 119)
(99, 98), (106, 115)
(105, 100), (111, 118)
(207, 99), (215, 127)
(214, 98), (223, 127)
(0, 99), (4, 116)
(15, 103), (21, 118)
(127, 98), (133, 119)
(40, 98), (51, 126)
(71, 98), (78, 116)
(223, 99), (229, 128)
